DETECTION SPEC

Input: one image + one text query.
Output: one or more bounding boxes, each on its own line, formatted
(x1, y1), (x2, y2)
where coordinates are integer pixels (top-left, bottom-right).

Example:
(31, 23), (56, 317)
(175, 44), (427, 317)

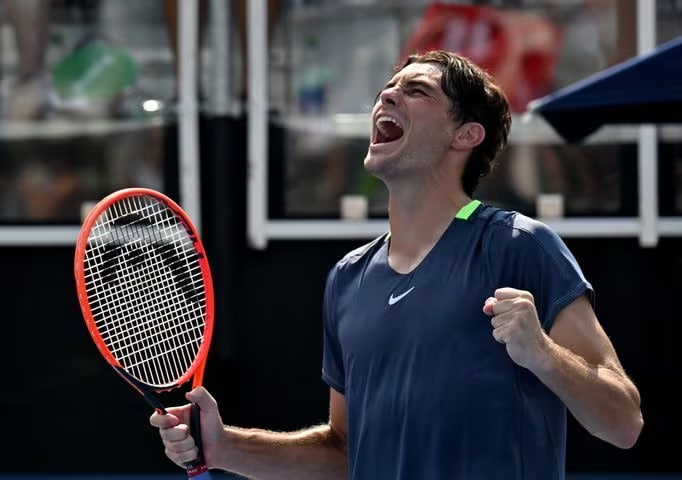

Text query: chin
(365, 156), (406, 185)
(363, 152), (387, 177)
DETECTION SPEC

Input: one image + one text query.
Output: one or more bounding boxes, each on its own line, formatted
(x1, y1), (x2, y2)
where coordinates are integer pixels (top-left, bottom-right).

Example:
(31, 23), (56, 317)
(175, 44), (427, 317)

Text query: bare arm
(485, 289), (643, 449)
(538, 295), (643, 448)
(215, 388), (348, 479)
(152, 387), (348, 480)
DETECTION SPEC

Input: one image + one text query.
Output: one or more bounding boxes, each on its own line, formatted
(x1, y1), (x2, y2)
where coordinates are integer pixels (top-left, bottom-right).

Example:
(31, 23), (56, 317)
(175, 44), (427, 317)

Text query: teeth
(376, 115), (402, 129)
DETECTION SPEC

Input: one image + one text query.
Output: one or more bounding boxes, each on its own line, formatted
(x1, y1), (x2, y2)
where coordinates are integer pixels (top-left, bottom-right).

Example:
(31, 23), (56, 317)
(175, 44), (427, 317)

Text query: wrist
(529, 334), (558, 375)
(210, 425), (236, 471)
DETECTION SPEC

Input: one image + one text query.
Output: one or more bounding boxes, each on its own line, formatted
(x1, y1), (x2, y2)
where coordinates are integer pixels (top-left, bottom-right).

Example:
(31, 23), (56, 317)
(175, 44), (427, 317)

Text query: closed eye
(374, 80), (433, 104)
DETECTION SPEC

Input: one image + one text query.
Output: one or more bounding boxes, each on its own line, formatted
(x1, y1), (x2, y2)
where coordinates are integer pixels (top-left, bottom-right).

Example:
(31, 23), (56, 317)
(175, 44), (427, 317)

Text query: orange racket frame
(74, 188), (215, 476)
(74, 187), (215, 401)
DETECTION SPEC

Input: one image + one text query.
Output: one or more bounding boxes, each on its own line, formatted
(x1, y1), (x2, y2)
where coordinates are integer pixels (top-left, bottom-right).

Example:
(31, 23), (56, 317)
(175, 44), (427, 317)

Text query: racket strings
(92, 199), (201, 385)
(104, 197), (203, 385)
(93, 247), (204, 365)
(83, 195), (207, 387)
(91, 257), (200, 384)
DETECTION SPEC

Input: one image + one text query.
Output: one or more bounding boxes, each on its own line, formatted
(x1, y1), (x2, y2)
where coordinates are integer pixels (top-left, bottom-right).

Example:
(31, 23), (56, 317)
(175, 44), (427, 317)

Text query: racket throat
(113, 366), (167, 413)
(144, 392), (167, 414)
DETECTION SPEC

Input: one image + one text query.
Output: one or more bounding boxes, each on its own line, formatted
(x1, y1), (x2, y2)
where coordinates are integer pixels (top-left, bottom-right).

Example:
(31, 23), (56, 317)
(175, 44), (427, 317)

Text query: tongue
(377, 122), (403, 143)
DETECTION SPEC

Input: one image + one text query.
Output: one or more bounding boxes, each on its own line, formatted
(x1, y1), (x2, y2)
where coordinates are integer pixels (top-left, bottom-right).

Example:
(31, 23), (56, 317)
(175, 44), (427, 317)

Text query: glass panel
(658, 127), (682, 216)
(0, 130), (165, 223)
(657, 0), (682, 45)
(477, 142), (638, 217)
(270, 0), (637, 219)
(0, 0), (176, 224)
(672, 144), (682, 214)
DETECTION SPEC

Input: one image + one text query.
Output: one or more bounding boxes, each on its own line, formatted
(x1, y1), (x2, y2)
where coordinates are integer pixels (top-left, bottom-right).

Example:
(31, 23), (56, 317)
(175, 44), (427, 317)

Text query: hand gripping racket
(74, 188), (214, 479)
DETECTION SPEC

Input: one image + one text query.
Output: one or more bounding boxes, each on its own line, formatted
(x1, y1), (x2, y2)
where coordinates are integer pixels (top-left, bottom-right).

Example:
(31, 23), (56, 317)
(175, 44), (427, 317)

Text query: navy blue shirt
(322, 203), (593, 480)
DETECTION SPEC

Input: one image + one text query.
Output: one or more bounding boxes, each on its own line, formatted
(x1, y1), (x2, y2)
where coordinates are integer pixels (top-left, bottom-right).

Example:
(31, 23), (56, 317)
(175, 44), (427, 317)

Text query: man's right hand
(149, 386), (225, 469)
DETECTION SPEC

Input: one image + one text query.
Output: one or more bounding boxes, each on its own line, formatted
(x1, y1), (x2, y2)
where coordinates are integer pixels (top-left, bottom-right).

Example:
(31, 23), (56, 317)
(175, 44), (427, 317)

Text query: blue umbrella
(527, 35), (682, 143)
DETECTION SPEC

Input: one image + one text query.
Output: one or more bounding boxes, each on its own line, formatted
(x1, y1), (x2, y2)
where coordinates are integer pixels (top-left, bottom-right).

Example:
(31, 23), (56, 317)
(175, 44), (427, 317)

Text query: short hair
(398, 50), (512, 196)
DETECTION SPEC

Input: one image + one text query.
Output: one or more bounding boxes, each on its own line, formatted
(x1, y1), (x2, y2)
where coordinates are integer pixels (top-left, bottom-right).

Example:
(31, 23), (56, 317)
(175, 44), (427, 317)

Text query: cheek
(409, 119), (452, 145)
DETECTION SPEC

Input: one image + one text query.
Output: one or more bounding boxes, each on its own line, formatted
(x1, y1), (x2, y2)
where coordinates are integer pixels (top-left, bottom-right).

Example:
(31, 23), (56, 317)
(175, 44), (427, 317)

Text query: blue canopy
(527, 35), (682, 143)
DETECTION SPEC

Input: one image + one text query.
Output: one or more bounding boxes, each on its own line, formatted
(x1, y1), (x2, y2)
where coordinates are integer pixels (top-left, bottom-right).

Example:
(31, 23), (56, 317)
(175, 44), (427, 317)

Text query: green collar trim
(384, 199), (481, 242)
(455, 199), (482, 220)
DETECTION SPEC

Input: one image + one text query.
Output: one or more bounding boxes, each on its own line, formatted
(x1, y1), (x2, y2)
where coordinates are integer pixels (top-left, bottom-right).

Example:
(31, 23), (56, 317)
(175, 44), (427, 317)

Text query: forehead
(390, 62), (443, 86)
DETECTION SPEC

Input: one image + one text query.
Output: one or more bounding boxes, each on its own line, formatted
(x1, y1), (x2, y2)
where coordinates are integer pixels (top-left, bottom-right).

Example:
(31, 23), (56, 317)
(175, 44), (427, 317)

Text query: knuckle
(161, 428), (187, 442)
(178, 448), (199, 465)
(177, 427), (190, 440)
(517, 298), (534, 310)
(164, 441), (180, 453)
(164, 444), (196, 467)
(164, 447), (179, 462)
(166, 437), (195, 454)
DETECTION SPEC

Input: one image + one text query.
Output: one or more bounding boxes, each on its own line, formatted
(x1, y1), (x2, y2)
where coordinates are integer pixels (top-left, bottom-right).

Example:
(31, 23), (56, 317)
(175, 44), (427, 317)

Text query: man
(150, 50), (643, 479)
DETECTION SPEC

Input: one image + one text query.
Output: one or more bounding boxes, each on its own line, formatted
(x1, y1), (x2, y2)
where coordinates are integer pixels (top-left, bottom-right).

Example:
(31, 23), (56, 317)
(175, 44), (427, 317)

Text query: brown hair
(399, 50), (512, 196)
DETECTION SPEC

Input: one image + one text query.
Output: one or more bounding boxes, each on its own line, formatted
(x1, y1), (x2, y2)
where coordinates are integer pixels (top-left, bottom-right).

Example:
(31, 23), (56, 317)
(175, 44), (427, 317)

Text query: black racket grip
(188, 403), (206, 466)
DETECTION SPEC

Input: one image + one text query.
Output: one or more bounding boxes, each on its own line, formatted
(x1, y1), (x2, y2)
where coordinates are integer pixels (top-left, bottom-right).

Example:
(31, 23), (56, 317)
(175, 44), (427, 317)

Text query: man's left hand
(482, 287), (551, 370)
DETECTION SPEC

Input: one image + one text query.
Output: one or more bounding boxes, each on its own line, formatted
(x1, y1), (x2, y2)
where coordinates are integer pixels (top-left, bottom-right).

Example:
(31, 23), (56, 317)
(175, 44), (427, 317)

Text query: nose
(379, 86), (399, 106)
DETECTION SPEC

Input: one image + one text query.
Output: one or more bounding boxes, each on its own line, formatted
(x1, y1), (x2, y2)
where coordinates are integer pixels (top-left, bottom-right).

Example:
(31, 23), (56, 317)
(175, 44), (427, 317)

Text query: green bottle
(51, 37), (137, 109)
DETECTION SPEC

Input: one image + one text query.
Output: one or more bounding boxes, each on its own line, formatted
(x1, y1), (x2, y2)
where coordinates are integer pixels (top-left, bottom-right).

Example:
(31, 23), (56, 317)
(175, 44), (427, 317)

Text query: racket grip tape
(185, 403), (211, 478)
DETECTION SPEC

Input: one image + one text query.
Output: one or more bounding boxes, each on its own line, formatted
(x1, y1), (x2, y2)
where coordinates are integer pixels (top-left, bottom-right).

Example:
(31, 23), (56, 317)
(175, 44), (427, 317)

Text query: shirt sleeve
(488, 216), (595, 332)
(321, 265), (345, 394)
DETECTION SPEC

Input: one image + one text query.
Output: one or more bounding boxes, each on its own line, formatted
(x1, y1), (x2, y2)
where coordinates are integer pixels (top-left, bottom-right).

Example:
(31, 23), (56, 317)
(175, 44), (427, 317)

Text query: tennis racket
(74, 187), (215, 479)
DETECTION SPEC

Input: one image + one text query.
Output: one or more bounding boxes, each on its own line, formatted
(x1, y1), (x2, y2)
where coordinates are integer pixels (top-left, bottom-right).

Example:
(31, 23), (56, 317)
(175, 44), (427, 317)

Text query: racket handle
(185, 403), (212, 478)
(190, 403), (205, 461)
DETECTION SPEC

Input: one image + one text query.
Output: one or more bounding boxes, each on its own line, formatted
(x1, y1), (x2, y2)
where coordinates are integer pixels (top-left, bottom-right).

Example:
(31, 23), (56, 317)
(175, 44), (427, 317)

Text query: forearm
(214, 423), (348, 480)
(531, 340), (643, 449)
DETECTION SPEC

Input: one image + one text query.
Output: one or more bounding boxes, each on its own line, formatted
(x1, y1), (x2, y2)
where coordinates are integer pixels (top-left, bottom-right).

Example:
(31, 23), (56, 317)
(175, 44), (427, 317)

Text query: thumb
(482, 297), (496, 316)
(186, 386), (218, 412)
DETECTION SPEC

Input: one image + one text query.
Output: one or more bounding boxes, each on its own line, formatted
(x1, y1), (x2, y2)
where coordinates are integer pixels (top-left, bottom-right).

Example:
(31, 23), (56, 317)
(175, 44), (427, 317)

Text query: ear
(451, 122), (486, 150)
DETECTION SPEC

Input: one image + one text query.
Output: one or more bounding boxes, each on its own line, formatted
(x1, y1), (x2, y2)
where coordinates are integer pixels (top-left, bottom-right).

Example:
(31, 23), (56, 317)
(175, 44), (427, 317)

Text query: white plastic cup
(340, 194), (369, 220)
(536, 193), (564, 218)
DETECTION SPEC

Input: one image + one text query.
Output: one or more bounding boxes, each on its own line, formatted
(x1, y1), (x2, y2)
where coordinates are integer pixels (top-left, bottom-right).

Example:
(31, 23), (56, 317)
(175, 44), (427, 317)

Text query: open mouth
(374, 115), (404, 145)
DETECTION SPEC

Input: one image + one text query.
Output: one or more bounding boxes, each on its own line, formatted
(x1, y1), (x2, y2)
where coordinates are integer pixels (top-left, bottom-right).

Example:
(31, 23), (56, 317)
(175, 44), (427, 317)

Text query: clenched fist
(482, 287), (551, 371)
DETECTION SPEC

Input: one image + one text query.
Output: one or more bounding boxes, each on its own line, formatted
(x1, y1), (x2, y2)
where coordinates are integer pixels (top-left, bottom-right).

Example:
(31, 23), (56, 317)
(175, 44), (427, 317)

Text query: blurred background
(0, 0), (680, 478)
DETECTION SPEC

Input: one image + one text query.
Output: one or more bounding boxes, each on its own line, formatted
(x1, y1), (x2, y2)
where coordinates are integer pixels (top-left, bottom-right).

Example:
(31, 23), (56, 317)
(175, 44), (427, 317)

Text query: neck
(386, 177), (471, 273)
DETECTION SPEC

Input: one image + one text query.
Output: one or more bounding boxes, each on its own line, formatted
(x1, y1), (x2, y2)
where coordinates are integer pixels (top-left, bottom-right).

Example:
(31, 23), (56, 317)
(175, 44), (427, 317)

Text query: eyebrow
(383, 78), (438, 94)
(374, 78), (436, 103)
(374, 77), (439, 104)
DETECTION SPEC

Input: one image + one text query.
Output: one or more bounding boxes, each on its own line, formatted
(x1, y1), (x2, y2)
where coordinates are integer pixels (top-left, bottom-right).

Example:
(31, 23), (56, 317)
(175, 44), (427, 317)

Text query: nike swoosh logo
(388, 286), (415, 305)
